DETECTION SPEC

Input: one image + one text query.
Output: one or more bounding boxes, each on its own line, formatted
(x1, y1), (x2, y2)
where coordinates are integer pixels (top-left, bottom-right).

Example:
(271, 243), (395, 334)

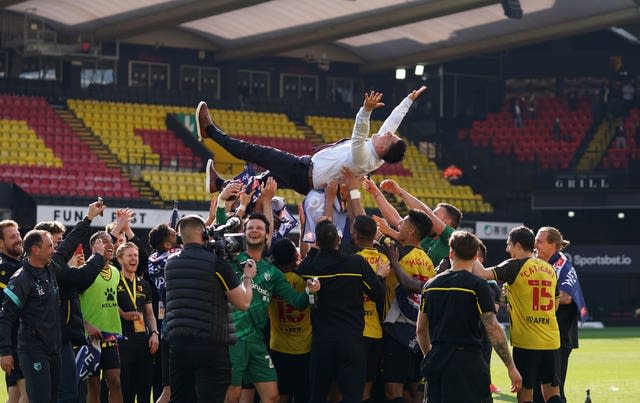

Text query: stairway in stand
(54, 107), (167, 208)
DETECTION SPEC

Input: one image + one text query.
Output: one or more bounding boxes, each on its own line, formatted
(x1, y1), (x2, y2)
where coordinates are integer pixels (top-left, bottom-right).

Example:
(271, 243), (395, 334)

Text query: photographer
(165, 215), (254, 403)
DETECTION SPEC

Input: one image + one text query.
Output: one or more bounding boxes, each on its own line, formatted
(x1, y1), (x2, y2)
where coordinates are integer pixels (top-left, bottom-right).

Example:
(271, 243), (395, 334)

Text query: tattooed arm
(480, 311), (522, 393)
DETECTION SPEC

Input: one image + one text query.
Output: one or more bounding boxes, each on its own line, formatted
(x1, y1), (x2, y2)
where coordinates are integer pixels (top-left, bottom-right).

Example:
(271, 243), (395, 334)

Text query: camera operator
(165, 215), (255, 403)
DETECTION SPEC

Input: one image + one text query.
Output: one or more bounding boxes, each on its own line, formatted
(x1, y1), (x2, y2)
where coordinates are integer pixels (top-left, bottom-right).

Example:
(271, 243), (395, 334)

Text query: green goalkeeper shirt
(231, 252), (310, 342)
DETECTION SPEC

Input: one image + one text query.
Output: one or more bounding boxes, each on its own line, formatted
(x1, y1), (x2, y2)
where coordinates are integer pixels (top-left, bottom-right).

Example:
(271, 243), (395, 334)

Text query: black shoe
(205, 158), (227, 193)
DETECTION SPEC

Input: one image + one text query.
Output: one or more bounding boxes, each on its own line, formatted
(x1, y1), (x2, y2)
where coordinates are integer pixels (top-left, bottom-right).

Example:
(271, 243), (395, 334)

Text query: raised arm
(380, 179), (446, 236)
(341, 167), (365, 217)
(352, 91), (385, 167)
(363, 177), (401, 226)
(377, 86), (425, 136)
(52, 201), (104, 266)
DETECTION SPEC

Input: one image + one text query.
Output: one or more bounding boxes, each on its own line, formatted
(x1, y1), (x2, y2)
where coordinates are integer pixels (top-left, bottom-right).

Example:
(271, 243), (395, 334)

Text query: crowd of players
(0, 88), (587, 403)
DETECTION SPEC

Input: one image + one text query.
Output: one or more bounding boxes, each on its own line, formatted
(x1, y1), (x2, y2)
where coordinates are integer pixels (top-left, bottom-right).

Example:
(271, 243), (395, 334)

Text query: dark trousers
(57, 341), (78, 403)
(423, 347), (490, 403)
(18, 350), (60, 403)
(309, 340), (366, 403)
(120, 336), (153, 403)
(169, 339), (230, 403)
(206, 125), (313, 194)
(533, 347), (571, 403)
(271, 350), (309, 403)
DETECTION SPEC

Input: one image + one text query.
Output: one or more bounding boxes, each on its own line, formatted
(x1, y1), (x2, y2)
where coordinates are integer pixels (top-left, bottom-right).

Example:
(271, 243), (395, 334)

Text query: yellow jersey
(384, 245), (435, 315)
(493, 257), (560, 350)
(268, 271), (312, 354)
(357, 247), (389, 339)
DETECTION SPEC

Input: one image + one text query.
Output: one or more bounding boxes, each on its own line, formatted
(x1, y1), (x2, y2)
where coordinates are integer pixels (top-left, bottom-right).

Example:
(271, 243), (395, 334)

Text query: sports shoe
(490, 384), (501, 394)
(205, 158), (226, 193)
(196, 101), (213, 142)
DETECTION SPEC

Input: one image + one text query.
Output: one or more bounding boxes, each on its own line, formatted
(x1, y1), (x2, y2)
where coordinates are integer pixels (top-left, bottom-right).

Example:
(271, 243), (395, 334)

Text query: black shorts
(382, 333), (421, 383)
(96, 343), (121, 373)
(424, 348), (490, 403)
(513, 347), (560, 389)
(270, 350), (309, 395)
(5, 352), (23, 386)
(364, 337), (382, 382)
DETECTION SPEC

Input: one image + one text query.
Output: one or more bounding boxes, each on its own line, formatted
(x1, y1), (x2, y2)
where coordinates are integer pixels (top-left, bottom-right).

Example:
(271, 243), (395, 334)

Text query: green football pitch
(489, 327), (640, 402)
(0, 327), (637, 402)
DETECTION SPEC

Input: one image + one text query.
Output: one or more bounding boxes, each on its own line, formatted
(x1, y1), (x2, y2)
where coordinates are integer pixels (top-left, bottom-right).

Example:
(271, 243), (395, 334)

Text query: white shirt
(311, 96), (413, 189)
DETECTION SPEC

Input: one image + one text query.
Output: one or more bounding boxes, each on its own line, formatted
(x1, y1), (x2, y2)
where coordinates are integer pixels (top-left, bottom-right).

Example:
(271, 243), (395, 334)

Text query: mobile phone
(97, 196), (104, 216)
(74, 244), (84, 255)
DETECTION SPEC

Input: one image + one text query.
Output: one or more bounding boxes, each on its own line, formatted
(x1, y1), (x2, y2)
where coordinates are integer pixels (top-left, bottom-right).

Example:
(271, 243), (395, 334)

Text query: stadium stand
(600, 108), (640, 169)
(0, 95), (140, 199)
(466, 96), (593, 170)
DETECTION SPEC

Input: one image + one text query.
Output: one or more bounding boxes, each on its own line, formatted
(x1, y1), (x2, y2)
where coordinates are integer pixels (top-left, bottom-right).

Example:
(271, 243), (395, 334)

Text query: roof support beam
(94, 0), (269, 41)
(361, 7), (640, 72)
(0, 1), (24, 7)
(216, 0), (499, 61)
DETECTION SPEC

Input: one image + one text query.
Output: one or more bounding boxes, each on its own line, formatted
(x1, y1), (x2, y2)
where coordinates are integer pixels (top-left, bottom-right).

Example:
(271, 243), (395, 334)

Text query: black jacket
(51, 217), (105, 345)
(0, 260), (61, 355)
(0, 253), (23, 354)
(297, 248), (385, 342)
(165, 244), (239, 344)
(0, 253), (23, 304)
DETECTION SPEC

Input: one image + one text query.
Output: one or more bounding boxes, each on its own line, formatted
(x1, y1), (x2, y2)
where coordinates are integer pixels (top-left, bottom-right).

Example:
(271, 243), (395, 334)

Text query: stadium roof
(3, 0), (639, 72)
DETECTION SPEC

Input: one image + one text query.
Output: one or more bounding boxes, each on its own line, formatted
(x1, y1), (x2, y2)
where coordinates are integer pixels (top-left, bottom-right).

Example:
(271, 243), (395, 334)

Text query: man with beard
(35, 202), (109, 403)
(0, 230), (104, 402)
(116, 242), (158, 403)
(225, 212), (320, 403)
(79, 231), (123, 403)
(0, 220), (26, 403)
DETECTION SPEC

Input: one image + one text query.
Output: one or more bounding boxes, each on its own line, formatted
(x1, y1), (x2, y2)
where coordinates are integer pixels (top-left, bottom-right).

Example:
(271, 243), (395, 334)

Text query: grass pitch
(0, 327), (637, 402)
(490, 327), (640, 402)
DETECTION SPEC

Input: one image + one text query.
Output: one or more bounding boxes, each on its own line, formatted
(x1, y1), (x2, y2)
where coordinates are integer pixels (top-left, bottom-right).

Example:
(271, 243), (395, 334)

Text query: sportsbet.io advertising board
(563, 245), (638, 272)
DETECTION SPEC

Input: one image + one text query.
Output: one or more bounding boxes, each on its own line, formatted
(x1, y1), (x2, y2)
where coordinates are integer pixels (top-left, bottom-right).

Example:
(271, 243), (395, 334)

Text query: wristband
(349, 189), (361, 200)
(151, 330), (160, 336)
(217, 194), (226, 206)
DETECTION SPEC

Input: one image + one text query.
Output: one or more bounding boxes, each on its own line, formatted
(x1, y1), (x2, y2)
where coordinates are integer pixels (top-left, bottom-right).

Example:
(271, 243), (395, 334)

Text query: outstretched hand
(408, 85), (428, 101)
(363, 90), (385, 112)
(380, 179), (402, 195)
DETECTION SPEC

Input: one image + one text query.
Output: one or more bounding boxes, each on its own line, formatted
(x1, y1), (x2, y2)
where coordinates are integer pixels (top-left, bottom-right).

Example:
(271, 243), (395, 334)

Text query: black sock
(546, 396), (563, 403)
(385, 398), (403, 403)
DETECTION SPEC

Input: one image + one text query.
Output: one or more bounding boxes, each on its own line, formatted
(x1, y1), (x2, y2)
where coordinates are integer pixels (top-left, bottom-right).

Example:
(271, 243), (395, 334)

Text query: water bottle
(585, 389), (592, 403)
(307, 277), (318, 308)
